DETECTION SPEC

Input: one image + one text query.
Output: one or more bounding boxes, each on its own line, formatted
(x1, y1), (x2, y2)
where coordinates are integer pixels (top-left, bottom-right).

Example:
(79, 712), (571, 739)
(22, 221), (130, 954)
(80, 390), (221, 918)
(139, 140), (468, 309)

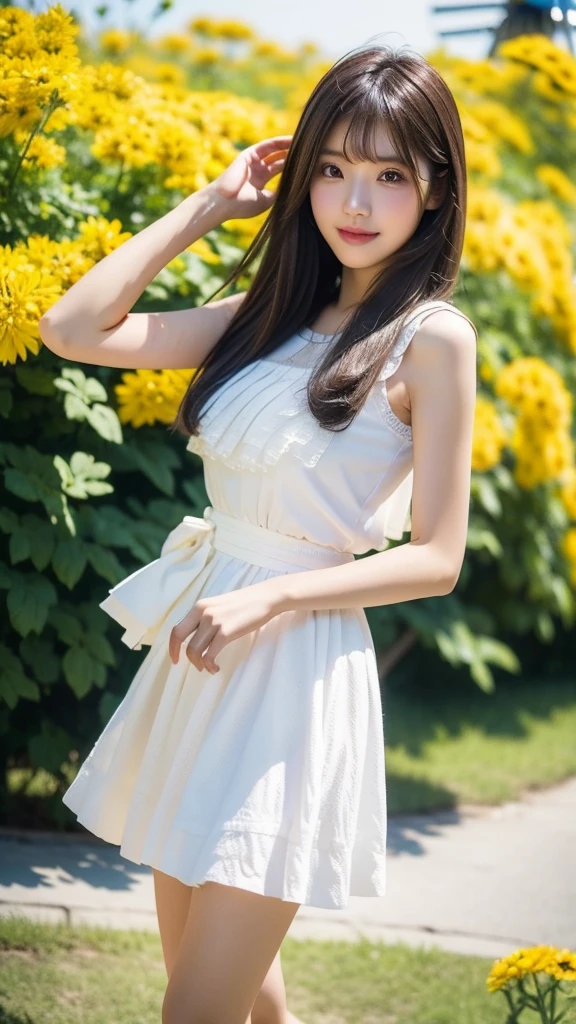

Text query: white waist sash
(99, 505), (355, 650)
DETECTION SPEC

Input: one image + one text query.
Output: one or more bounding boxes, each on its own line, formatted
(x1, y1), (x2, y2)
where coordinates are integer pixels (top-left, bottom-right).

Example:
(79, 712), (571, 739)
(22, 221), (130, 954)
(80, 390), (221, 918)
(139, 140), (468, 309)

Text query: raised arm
(38, 135), (293, 369)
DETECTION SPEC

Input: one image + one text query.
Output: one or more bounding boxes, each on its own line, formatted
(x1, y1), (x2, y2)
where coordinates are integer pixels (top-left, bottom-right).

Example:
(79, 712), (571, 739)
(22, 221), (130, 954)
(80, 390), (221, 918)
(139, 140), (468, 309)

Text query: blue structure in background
(431, 0), (575, 55)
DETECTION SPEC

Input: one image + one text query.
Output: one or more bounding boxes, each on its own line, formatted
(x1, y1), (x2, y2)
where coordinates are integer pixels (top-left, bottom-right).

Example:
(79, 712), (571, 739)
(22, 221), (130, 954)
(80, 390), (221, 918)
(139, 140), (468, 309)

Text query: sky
(66, 0), (506, 62)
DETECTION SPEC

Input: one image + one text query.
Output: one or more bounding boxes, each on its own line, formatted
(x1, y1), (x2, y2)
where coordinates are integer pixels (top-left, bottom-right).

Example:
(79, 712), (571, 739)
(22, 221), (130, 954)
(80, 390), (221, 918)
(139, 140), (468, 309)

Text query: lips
(337, 228), (379, 244)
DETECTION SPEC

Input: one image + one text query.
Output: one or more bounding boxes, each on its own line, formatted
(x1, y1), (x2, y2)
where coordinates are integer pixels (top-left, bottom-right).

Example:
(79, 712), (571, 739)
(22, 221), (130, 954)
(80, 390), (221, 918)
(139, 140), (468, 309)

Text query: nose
(341, 179), (371, 219)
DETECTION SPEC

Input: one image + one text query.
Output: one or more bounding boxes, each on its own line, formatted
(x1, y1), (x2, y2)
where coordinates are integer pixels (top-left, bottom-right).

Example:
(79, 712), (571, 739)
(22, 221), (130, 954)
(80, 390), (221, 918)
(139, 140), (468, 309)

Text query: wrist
(267, 574), (298, 616)
(191, 184), (238, 230)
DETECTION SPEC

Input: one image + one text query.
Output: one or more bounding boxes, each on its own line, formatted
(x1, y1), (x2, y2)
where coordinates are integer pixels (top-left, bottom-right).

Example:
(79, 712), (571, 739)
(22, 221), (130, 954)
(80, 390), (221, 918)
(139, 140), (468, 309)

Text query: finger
(253, 136), (293, 156)
(202, 637), (224, 674)
(186, 626), (218, 671)
(169, 608), (201, 663)
(262, 151), (288, 166)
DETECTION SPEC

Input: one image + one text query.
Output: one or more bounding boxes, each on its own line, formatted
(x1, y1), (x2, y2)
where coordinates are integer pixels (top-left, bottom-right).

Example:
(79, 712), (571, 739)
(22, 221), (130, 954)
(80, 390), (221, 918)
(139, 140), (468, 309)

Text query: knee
(250, 988), (287, 1024)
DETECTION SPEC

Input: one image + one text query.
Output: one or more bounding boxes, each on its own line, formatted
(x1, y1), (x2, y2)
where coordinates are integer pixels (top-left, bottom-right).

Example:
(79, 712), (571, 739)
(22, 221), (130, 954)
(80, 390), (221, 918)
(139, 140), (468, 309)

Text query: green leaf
(0, 646), (41, 709)
(535, 610), (555, 643)
(28, 721), (74, 774)
(14, 365), (56, 396)
(84, 541), (125, 584)
(550, 576), (575, 628)
(19, 636), (61, 685)
(475, 635), (521, 672)
(49, 606), (84, 645)
(9, 527), (31, 564)
(466, 525), (503, 557)
(86, 403), (123, 443)
(472, 475), (502, 517)
(0, 390), (13, 417)
(7, 572), (58, 636)
(19, 515), (55, 571)
(63, 392), (89, 421)
(83, 629), (116, 666)
(59, 367), (88, 389)
(99, 690), (122, 725)
(63, 645), (98, 699)
(83, 377), (108, 403)
(470, 659), (495, 693)
(52, 536), (88, 588)
(55, 452), (114, 500)
(69, 451), (111, 478)
(129, 439), (176, 495)
(4, 467), (42, 502)
(0, 508), (18, 533)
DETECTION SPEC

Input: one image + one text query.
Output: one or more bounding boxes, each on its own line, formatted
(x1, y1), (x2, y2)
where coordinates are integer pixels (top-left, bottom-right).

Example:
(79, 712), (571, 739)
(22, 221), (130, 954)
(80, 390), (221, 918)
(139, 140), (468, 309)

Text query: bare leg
(161, 880), (300, 1024)
(153, 868), (195, 977)
(153, 869), (305, 1023)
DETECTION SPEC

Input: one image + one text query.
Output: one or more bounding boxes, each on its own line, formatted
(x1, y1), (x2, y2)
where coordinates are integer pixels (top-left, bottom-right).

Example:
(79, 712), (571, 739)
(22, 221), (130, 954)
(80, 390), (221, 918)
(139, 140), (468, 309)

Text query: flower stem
(533, 974), (552, 1024)
(5, 89), (63, 195)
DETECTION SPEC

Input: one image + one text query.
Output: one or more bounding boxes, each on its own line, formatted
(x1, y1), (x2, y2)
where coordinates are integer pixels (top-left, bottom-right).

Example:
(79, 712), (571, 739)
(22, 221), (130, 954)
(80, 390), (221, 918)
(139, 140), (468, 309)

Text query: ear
(425, 167), (449, 211)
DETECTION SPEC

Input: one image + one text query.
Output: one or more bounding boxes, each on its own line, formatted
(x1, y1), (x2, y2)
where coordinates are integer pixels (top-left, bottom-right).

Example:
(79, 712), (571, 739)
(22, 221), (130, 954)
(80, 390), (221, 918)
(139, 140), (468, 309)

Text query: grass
(384, 675), (576, 814)
(2, 914), (574, 1024)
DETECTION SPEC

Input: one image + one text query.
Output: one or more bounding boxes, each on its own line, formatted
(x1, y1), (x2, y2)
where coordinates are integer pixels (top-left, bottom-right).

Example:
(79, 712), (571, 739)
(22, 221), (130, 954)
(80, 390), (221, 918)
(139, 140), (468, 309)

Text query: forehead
(322, 117), (396, 154)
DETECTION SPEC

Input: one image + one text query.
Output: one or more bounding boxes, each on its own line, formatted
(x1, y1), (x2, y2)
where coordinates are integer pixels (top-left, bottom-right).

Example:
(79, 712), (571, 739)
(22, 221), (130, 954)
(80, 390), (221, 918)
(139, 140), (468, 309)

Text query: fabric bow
(99, 507), (216, 650)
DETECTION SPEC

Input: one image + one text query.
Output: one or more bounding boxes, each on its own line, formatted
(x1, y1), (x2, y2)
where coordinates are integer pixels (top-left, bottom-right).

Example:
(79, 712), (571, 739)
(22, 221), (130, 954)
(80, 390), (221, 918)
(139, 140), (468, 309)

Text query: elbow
(438, 561), (462, 595)
(38, 314), (73, 353)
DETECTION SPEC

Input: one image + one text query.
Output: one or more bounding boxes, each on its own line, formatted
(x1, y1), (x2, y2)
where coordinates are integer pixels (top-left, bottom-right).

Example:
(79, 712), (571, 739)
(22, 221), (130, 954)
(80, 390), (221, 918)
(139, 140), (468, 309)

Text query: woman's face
(309, 117), (440, 275)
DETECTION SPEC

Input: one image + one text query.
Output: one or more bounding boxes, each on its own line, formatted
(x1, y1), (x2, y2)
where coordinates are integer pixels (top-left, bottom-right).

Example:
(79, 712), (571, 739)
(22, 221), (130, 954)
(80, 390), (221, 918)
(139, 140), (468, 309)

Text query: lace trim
(376, 385), (413, 441)
(373, 300), (473, 443)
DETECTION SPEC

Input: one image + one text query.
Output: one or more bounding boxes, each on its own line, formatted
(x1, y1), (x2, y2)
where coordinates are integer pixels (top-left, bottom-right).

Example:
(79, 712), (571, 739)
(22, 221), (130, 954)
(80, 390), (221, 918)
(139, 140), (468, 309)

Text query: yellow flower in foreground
(487, 944), (576, 992)
(115, 368), (196, 428)
(0, 248), (61, 365)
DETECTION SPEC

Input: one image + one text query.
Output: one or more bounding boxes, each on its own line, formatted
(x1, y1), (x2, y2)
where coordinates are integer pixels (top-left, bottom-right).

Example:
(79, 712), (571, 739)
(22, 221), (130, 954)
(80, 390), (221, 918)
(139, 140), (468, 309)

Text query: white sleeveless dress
(62, 298), (476, 910)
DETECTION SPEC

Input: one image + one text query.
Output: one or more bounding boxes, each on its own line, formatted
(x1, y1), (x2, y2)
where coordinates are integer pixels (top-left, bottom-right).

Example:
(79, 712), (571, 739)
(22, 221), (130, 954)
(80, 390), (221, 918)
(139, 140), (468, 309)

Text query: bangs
(332, 91), (428, 203)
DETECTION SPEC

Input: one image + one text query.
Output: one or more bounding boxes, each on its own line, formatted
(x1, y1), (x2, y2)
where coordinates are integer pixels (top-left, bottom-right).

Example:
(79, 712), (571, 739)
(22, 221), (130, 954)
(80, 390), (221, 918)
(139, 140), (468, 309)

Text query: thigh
(153, 868), (198, 976)
(250, 949), (288, 1024)
(162, 881), (300, 1024)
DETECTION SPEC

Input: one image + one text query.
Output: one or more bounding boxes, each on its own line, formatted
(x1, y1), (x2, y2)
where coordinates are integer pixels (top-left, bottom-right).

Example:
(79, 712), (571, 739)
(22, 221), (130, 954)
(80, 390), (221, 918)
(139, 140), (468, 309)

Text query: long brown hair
(171, 42), (469, 439)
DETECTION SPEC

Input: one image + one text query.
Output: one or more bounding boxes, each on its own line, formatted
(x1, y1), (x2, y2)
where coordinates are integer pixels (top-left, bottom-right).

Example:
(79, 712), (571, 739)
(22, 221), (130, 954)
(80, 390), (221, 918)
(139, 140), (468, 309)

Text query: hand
(168, 579), (286, 672)
(205, 134), (293, 221)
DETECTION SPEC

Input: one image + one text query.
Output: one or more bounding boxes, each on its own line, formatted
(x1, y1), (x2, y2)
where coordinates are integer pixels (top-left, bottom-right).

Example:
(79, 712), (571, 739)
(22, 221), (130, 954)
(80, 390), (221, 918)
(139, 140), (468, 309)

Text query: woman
(40, 41), (477, 1024)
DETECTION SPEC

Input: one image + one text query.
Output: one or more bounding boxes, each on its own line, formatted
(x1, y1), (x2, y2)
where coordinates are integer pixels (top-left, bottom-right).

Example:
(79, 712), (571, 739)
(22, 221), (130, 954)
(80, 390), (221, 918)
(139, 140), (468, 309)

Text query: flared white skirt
(62, 506), (388, 910)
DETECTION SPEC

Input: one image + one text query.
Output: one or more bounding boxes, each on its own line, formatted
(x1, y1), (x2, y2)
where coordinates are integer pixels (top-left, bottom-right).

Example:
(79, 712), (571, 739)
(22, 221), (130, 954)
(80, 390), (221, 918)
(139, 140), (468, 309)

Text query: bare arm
(38, 186), (244, 369)
(268, 309), (478, 613)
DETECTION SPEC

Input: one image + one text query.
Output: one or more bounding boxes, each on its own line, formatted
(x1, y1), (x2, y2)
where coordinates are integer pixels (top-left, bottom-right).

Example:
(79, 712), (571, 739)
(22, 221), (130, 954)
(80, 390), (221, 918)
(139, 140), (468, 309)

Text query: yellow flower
(0, 247), (61, 365)
(75, 216), (132, 262)
(536, 164), (576, 206)
(472, 396), (508, 471)
(99, 29), (134, 55)
(186, 238), (221, 266)
(14, 235), (93, 288)
(487, 945), (559, 991)
(115, 369), (196, 428)
(15, 132), (66, 170)
(498, 34), (576, 96)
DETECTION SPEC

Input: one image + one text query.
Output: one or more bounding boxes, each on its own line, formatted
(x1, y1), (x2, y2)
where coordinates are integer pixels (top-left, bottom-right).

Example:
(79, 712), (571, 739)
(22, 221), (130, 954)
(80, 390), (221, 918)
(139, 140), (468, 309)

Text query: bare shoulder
(404, 307), (477, 381)
(413, 307), (477, 353)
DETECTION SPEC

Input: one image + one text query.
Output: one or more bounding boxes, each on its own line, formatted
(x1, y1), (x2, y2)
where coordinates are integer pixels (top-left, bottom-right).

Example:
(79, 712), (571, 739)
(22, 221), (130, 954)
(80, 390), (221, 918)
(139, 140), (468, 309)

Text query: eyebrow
(319, 147), (408, 165)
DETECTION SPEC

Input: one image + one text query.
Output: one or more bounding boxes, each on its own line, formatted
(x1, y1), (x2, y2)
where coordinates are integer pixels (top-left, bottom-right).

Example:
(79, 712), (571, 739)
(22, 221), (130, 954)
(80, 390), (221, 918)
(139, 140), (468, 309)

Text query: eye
(319, 163), (406, 183)
(381, 169), (406, 184)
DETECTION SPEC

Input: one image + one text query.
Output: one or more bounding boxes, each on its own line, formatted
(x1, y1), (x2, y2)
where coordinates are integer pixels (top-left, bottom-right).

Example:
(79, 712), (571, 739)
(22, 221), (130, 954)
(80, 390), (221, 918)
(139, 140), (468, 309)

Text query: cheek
(309, 182), (335, 222)
(380, 189), (421, 225)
